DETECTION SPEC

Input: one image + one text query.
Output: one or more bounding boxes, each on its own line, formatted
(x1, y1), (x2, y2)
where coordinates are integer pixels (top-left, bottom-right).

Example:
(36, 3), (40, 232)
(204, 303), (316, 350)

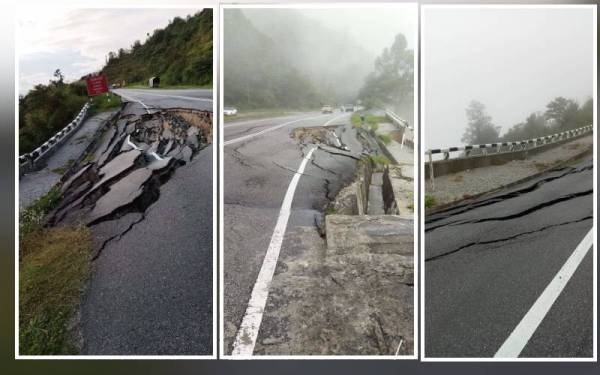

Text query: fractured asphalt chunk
(48, 103), (213, 254)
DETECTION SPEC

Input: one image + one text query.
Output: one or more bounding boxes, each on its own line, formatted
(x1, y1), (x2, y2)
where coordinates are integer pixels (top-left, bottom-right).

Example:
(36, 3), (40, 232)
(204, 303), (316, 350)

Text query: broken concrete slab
(326, 215), (413, 256)
(254, 225), (414, 356)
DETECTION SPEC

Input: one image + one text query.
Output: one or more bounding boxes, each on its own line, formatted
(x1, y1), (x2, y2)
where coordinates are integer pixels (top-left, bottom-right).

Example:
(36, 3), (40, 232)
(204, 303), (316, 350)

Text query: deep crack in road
(425, 157), (594, 358)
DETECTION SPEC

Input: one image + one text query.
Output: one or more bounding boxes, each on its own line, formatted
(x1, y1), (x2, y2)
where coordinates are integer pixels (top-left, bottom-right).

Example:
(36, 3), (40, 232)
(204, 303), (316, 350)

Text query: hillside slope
(223, 9), (321, 109)
(102, 9), (212, 87)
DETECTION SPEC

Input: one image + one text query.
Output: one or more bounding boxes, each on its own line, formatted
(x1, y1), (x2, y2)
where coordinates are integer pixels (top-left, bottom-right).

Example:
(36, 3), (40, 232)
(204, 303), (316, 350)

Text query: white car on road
(224, 107), (238, 116)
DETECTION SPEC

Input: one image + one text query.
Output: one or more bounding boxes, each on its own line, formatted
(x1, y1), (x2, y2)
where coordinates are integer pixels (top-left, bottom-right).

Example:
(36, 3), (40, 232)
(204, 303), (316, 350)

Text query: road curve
(113, 88), (213, 112)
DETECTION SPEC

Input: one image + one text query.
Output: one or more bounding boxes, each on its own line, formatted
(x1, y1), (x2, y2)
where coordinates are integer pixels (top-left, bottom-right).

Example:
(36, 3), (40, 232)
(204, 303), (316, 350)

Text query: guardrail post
(428, 151), (435, 191)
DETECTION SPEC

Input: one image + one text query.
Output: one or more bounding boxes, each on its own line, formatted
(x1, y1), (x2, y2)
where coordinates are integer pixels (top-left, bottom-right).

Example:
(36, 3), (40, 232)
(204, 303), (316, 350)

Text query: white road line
(231, 146), (317, 356)
(224, 115), (326, 146)
(114, 91), (150, 114)
(322, 112), (347, 127)
(494, 228), (594, 358)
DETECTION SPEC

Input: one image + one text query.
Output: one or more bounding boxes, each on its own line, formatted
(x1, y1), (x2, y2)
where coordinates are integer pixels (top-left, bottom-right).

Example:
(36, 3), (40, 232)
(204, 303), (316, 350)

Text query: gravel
(426, 135), (593, 206)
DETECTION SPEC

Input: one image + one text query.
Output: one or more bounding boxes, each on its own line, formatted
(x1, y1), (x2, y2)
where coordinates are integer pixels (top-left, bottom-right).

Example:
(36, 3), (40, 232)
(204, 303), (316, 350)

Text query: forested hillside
(20, 11), (212, 154)
(242, 10), (374, 106)
(223, 9), (322, 109)
(101, 9), (212, 87)
(358, 33), (414, 122)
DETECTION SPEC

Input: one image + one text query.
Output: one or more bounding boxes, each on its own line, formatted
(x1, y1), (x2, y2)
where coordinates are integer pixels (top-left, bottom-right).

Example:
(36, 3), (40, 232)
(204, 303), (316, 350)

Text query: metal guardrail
(426, 124), (592, 160)
(385, 109), (412, 131)
(19, 102), (91, 169)
(384, 109), (413, 150)
(425, 124), (593, 190)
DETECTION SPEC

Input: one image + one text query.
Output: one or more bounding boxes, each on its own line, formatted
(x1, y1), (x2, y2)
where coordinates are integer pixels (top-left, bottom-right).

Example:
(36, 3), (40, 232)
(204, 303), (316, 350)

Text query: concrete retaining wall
(356, 159), (373, 215)
(424, 132), (591, 179)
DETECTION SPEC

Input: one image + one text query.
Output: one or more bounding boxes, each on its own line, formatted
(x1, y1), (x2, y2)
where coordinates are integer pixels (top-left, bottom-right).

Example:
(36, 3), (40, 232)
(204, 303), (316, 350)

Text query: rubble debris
(291, 126), (349, 151)
(47, 105), (212, 256)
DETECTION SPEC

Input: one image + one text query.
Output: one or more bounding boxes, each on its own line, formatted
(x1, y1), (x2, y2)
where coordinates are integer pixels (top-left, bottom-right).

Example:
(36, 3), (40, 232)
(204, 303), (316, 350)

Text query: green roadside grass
(19, 187), (92, 355)
(351, 113), (387, 129)
(90, 92), (122, 112)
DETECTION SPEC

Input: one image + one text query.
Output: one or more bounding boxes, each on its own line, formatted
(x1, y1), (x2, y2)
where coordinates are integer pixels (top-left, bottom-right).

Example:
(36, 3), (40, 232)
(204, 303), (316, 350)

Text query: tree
(52, 69), (64, 85)
(461, 101), (500, 145)
(358, 33), (413, 109)
(544, 97), (580, 131)
(502, 112), (548, 142)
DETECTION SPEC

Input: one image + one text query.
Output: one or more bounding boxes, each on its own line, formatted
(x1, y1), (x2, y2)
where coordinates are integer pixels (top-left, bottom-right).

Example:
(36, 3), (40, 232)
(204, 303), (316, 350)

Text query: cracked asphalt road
(425, 157), (594, 358)
(223, 111), (361, 354)
(80, 93), (213, 355)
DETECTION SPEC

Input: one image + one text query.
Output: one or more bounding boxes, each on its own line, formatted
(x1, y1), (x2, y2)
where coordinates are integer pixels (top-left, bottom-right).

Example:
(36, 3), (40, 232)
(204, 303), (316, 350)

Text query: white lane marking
(125, 135), (142, 150)
(322, 112), (347, 127)
(224, 115), (327, 146)
(231, 146), (317, 356)
(395, 339), (404, 356)
(123, 90), (213, 102)
(115, 91), (150, 114)
(224, 114), (304, 128)
(494, 228), (594, 358)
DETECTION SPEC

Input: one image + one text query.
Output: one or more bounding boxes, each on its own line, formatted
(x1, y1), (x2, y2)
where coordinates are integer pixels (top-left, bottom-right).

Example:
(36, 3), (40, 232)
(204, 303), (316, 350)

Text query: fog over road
(425, 157), (594, 358)
(113, 88), (213, 112)
(222, 111), (361, 354)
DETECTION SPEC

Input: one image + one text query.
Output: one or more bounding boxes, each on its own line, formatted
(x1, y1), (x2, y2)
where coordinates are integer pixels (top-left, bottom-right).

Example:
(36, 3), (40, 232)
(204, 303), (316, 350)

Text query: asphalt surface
(81, 92), (213, 355)
(113, 88), (213, 112)
(19, 111), (117, 208)
(425, 156), (594, 358)
(222, 111), (361, 354)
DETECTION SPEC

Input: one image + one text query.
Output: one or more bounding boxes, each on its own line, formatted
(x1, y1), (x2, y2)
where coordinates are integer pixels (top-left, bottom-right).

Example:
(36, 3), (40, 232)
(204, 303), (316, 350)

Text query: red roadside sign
(86, 74), (109, 96)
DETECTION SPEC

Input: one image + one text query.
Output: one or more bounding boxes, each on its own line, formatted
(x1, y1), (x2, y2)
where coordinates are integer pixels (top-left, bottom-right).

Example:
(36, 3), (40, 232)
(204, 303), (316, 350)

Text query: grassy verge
(351, 113), (387, 130)
(19, 186), (92, 355)
(90, 92), (122, 112)
(370, 154), (390, 168)
(20, 225), (92, 355)
(425, 195), (437, 209)
(19, 186), (61, 239)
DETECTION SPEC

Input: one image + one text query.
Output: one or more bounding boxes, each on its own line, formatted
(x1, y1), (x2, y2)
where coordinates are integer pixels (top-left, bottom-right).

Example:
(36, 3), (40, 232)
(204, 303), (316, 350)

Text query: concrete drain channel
(47, 107), (212, 257)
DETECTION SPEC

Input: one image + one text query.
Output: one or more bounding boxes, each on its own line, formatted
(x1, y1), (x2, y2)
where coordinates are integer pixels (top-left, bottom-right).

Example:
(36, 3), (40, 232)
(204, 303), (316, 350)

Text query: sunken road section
(47, 104), (212, 258)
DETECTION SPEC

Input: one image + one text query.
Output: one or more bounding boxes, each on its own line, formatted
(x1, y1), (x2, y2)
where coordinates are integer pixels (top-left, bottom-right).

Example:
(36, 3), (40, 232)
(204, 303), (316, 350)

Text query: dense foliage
(462, 97), (593, 145)
(19, 72), (88, 154)
(358, 33), (414, 118)
(461, 101), (502, 145)
(20, 11), (212, 154)
(102, 10), (213, 87)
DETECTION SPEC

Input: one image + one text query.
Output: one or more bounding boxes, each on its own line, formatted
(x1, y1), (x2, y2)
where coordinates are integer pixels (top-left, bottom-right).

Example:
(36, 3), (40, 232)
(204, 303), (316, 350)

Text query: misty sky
(298, 6), (417, 56)
(424, 7), (594, 150)
(18, 8), (198, 95)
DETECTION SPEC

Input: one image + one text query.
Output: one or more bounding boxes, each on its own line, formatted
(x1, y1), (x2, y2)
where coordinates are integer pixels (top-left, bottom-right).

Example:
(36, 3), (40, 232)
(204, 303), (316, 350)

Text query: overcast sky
(298, 5), (417, 56)
(18, 8), (198, 95)
(424, 7), (594, 150)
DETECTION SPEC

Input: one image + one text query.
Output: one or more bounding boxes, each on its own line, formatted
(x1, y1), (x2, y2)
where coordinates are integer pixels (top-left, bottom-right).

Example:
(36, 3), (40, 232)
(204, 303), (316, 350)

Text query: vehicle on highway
(342, 104), (355, 112)
(321, 105), (333, 114)
(224, 107), (238, 116)
(149, 76), (160, 88)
